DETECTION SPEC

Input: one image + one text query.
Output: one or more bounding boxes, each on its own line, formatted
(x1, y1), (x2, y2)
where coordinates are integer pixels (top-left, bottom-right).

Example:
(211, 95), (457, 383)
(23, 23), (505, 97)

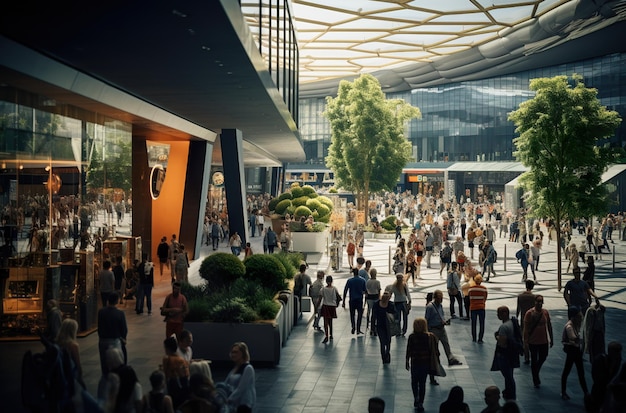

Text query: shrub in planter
(210, 297), (259, 323)
(230, 278), (274, 309)
(180, 282), (208, 302)
(199, 253), (245, 290)
(256, 298), (281, 321)
(243, 254), (288, 292)
(381, 215), (398, 231)
(273, 251), (301, 279)
(268, 182), (333, 222)
(186, 298), (212, 322)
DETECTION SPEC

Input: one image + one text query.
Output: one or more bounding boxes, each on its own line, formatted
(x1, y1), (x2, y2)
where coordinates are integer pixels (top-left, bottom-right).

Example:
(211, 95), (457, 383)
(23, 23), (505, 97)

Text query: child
(244, 242), (253, 258)
(143, 370), (174, 413)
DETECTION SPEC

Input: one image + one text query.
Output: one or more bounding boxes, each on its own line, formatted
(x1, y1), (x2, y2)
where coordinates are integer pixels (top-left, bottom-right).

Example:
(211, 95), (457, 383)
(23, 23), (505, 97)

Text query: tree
(508, 75), (622, 290)
(324, 74), (420, 222)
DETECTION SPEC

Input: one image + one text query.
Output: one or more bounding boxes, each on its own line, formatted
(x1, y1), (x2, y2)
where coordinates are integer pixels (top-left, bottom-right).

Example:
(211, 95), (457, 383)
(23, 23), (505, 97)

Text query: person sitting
(142, 370), (174, 413)
(162, 336), (190, 408)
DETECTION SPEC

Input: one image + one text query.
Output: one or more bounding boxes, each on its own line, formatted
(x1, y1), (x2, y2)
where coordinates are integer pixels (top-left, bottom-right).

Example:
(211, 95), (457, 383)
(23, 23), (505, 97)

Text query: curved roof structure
(289, 0), (626, 97)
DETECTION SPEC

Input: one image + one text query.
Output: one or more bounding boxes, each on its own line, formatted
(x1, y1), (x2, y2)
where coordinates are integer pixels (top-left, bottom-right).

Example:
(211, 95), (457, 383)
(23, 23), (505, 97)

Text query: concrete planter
(363, 231), (375, 240)
(290, 230), (329, 253)
(374, 232), (396, 239)
(187, 306), (283, 365)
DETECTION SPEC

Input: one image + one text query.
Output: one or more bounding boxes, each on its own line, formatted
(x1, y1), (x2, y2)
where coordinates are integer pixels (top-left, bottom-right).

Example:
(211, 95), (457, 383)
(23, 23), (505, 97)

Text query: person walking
(492, 306), (520, 401)
(112, 255), (126, 305)
(320, 275), (340, 344)
(425, 290), (463, 367)
(373, 291), (396, 363)
(161, 281), (189, 339)
(210, 220), (221, 250)
(136, 253), (154, 315)
(447, 262), (464, 319)
(515, 243), (531, 282)
(406, 317), (438, 412)
(482, 240), (497, 281)
(265, 227), (277, 254)
(388, 273), (411, 336)
(310, 270), (325, 331)
(561, 306), (589, 401)
(523, 295), (553, 388)
(365, 268), (381, 334)
(229, 232), (242, 256)
(174, 244), (189, 283)
(343, 268), (367, 335)
(516, 279), (535, 364)
(564, 267), (600, 315)
(469, 274), (488, 343)
(157, 236), (170, 278)
(97, 292), (127, 375)
(99, 260), (115, 307)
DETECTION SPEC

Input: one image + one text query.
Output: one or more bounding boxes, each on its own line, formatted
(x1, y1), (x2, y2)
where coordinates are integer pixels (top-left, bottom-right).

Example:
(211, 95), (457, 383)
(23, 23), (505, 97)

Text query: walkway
(2, 225), (625, 412)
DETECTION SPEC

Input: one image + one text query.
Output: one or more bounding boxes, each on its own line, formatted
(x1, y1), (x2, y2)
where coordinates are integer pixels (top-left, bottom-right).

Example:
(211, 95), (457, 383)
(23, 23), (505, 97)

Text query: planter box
(374, 232), (396, 239)
(290, 230), (329, 253)
(187, 314), (282, 365)
(363, 231), (374, 240)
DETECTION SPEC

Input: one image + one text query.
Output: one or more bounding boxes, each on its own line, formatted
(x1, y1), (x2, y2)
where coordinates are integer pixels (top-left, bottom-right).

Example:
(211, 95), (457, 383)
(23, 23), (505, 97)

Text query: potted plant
(184, 252), (301, 365)
(267, 183), (333, 254)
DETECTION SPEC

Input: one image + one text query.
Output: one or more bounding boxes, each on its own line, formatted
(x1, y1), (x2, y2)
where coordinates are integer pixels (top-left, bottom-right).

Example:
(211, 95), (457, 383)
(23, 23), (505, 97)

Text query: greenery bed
(183, 251), (302, 323)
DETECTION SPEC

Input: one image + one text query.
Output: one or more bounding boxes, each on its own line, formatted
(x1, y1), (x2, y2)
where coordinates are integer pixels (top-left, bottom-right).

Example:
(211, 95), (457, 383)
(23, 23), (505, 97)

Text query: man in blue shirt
(343, 268), (367, 334)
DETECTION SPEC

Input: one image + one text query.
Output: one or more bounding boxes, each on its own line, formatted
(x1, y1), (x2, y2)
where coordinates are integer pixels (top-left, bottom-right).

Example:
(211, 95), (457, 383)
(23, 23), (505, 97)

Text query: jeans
(448, 292), (463, 317)
(395, 301), (409, 334)
(136, 284), (153, 314)
(349, 299), (364, 331)
(471, 309), (485, 341)
(529, 343), (549, 386)
(366, 298), (377, 330)
(410, 363), (428, 406)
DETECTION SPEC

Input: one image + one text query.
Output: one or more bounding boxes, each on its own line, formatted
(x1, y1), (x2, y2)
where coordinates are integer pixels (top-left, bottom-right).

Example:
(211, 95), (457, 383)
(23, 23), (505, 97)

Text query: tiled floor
(2, 226), (626, 412)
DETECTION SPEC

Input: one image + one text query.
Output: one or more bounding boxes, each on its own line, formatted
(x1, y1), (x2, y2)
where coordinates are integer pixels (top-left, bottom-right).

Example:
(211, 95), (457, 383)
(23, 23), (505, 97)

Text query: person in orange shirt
(468, 274), (488, 343)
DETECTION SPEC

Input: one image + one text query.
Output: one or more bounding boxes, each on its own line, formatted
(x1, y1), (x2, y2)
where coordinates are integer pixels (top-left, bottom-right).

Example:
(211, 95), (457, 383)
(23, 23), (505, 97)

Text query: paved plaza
(2, 223), (626, 412)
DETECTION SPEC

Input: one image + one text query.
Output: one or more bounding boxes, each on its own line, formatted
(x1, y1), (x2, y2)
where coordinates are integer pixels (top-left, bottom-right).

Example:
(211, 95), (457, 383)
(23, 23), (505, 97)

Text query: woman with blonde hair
(406, 317), (438, 412)
(225, 342), (256, 412)
(56, 318), (85, 388)
(388, 273), (411, 336)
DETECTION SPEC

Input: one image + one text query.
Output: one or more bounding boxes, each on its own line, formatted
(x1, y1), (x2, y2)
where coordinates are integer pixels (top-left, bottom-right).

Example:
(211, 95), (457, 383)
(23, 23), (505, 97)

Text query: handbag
(335, 290), (342, 304)
(387, 313), (401, 336)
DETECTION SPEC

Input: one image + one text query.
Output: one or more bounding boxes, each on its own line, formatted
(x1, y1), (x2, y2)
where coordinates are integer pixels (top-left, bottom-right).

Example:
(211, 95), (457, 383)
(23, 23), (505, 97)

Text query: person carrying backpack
(439, 241), (453, 278)
(491, 306), (521, 401)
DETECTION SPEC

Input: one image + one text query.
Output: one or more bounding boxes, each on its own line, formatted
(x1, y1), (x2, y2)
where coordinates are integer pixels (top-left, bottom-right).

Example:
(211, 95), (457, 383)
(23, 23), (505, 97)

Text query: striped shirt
(468, 284), (488, 311)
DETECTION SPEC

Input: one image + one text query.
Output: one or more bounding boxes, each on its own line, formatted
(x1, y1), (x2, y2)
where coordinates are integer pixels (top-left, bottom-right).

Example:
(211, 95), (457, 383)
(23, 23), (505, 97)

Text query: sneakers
(449, 359), (462, 366)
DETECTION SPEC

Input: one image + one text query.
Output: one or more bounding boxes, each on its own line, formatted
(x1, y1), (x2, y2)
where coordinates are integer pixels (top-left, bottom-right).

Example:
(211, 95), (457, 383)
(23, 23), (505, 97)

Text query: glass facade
(298, 52), (626, 164)
(0, 86), (133, 261)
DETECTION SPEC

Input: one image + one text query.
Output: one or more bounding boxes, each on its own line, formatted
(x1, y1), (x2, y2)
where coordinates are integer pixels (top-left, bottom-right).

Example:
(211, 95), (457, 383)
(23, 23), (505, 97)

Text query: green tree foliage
(87, 139), (132, 192)
(508, 75), (622, 289)
(324, 74), (420, 220)
(198, 252), (246, 290)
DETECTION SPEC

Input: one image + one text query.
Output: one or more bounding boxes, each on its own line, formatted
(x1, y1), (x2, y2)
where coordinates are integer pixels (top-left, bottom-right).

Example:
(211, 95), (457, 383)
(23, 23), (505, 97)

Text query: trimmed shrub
(305, 198), (322, 210)
(294, 205), (312, 219)
(186, 299), (211, 322)
(209, 297), (258, 323)
(301, 185), (316, 196)
(291, 196), (309, 207)
(318, 196), (334, 209)
(257, 299), (281, 320)
(268, 197), (280, 212)
(278, 192), (293, 201)
(198, 253), (245, 291)
(290, 186), (304, 198)
(275, 199), (292, 215)
(180, 282), (208, 302)
(243, 254), (288, 292)
(230, 278), (274, 309)
(273, 251), (300, 279)
(381, 215), (397, 231)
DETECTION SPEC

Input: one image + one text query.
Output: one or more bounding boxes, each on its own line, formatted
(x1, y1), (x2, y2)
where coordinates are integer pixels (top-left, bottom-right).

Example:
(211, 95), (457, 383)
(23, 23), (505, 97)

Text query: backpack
(22, 336), (76, 412)
(509, 316), (524, 357)
(441, 246), (452, 261)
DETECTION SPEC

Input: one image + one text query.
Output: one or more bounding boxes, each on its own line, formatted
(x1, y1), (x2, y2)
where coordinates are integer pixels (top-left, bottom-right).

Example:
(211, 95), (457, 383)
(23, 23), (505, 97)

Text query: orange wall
(151, 141), (189, 260)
